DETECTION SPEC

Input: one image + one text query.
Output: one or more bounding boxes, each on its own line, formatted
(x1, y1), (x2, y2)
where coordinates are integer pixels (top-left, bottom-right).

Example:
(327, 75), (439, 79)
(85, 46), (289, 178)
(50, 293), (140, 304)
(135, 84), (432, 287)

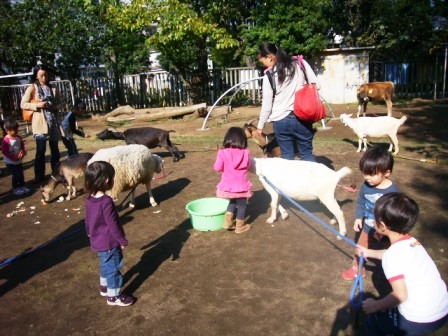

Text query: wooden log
(106, 103), (207, 123)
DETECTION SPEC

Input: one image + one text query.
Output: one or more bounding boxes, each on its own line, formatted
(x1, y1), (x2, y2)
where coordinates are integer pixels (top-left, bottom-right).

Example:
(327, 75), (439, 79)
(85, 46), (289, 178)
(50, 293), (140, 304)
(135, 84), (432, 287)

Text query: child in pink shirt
(214, 127), (252, 233)
(1, 119), (30, 195)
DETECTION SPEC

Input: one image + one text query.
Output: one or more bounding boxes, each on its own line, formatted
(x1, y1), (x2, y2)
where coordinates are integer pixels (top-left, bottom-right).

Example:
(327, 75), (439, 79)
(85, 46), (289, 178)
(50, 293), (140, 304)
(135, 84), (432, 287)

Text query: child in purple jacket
(84, 161), (135, 306)
(214, 127), (252, 233)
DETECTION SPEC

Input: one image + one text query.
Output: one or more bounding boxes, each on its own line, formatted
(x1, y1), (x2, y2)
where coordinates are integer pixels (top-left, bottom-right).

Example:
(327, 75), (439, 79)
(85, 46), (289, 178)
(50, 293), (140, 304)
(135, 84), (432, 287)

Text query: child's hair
(84, 161), (115, 195)
(73, 98), (86, 110)
(223, 127), (247, 149)
(3, 118), (19, 131)
(359, 146), (394, 175)
(374, 192), (419, 234)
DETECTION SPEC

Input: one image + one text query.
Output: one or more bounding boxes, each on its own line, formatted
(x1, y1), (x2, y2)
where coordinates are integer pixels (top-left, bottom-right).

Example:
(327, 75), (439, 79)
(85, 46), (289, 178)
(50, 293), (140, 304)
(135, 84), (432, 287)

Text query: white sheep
(340, 113), (407, 155)
(251, 158), (351, 238)
(88, 144), (163, 207)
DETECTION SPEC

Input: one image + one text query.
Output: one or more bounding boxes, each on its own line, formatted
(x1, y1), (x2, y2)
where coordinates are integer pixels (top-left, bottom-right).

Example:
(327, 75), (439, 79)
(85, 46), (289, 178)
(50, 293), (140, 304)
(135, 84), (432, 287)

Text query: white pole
(443, 44), (447, 99)
(0, 72), (32, 79)
(200, 77), (263, 131)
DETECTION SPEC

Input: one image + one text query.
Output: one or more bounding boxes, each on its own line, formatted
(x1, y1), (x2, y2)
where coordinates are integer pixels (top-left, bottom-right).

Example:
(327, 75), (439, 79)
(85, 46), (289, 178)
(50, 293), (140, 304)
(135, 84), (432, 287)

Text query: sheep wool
(88, 144), (162, 206)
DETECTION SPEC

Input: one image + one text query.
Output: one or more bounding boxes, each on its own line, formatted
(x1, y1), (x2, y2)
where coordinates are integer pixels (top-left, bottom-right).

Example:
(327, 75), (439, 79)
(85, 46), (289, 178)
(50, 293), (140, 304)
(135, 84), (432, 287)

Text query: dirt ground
(1, 101), (447, 336)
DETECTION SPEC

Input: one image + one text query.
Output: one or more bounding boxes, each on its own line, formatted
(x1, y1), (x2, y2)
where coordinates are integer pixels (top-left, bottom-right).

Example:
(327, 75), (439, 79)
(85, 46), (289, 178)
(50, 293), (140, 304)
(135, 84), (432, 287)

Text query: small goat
(96, 126), (184, 162)
(41, 153), (93, 202)
(340, 113), (407, 155)
(243, 119), (281, 157)
(251, 158), (351, 238)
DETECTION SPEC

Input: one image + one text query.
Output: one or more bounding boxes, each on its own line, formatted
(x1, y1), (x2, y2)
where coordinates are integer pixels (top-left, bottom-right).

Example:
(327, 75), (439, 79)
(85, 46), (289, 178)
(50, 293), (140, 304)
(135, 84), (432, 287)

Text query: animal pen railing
(370, 60), (447, 100)
(1, 61), (446, 120)
(0, 68), (262, 118)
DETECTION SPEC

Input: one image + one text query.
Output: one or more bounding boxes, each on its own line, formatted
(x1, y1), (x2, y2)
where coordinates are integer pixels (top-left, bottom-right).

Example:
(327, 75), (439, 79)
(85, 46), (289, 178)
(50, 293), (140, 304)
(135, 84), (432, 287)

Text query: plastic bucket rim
(185, 197), (229, 217)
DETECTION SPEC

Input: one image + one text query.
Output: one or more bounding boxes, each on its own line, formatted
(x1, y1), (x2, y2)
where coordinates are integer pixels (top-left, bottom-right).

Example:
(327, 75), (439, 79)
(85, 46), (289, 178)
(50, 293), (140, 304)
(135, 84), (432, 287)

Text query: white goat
(88, 144), (163, 207)
(340, 113), (407, 155)
(251, 158), (351, 238)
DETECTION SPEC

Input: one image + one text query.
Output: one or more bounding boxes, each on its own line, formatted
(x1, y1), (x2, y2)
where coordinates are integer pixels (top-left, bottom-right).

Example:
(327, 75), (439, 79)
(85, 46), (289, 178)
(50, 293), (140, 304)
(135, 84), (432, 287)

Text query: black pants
(6, 163), (25, 189)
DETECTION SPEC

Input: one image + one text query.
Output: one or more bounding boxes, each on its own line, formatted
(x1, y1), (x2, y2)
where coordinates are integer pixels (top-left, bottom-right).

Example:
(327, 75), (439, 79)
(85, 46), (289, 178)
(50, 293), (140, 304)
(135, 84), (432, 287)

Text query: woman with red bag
(255, 42), (319, 161)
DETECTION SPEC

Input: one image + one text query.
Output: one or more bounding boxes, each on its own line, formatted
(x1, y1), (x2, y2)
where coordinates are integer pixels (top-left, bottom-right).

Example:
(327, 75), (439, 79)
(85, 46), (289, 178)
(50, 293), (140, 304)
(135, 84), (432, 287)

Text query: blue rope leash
(0, 226), (85, 268)
(261, 175), (364, 309)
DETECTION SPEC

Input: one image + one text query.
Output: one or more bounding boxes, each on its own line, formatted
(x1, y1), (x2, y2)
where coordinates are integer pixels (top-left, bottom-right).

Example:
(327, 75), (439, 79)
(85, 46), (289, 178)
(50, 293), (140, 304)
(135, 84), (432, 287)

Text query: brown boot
(235, 219), (250, 234)
(223, 212), (235, 230)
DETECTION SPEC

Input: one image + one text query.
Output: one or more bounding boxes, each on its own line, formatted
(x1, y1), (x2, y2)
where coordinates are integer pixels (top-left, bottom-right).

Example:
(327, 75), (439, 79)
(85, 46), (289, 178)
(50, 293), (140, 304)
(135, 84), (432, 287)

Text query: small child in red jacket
(214, 127), (252, 233)
(1, 119), (30, 195)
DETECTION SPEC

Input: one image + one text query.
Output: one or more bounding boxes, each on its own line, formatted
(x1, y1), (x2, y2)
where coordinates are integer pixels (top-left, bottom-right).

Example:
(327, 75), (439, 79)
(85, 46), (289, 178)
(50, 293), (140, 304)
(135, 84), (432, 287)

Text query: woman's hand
(36, 101), (47, 109)
(254, 128), (263, 136)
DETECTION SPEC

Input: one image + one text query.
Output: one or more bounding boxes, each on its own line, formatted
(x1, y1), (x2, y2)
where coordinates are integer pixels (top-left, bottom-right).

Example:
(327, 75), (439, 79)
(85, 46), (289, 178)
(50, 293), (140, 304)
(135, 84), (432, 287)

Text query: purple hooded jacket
(85, 194), (128, 252)
(213, 148), (252, 193)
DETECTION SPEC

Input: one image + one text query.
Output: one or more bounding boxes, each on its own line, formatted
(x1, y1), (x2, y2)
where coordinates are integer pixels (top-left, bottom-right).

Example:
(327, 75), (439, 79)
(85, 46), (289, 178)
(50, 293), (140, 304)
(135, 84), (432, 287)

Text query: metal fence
(1, 59), (446, 121)
(370, 58), (447, 100)
(0, 80), (74, 121)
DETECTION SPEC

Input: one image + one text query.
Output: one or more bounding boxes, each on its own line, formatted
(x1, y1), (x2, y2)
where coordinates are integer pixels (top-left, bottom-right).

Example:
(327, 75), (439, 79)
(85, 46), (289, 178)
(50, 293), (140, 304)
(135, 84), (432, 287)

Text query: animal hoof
(151, 202), (159, 207)
(281, 213), (289, 221)
(266, 218), (275, 224)
(329, 219), (337, 226)
(129, 203), (135, 208)
(337, 231), (347, 240)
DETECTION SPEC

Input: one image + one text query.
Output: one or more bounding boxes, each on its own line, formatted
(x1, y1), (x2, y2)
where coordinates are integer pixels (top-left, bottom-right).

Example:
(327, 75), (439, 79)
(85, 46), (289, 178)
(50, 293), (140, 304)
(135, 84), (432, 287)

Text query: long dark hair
(31, 64), (50, 85)
(257, 42), (295, 85)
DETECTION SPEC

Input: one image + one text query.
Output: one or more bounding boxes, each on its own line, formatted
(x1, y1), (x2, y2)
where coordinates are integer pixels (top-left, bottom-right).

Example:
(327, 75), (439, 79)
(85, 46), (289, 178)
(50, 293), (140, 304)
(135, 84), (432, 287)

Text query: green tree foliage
(0, 0), (24, 74)
(109, 0), (240, 103)
(3, 0), (102, 78)
(240, 0), (330, 63)
(328, 0), (437, 62)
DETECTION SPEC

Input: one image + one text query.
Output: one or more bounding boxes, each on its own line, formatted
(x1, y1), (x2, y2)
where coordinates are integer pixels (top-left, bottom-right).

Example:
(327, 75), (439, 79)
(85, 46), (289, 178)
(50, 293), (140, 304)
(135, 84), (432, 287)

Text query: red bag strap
(292, 55), (309, 84)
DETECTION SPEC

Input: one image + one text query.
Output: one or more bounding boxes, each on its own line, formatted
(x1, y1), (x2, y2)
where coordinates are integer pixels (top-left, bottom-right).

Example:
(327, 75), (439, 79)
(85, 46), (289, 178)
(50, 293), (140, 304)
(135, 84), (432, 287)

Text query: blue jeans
(273, 112), (315, 161)
(62, 137), (78, 157)
(98, 247), (124, 294)
(366, 307), (448, 335)
(34, 136), (60, 181)
(6, 163), (25, 189)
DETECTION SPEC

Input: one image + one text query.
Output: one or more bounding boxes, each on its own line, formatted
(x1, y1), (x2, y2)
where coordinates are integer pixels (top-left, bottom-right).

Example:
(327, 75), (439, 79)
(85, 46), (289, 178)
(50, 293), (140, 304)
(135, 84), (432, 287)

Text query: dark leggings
(227, 198), (247, 220)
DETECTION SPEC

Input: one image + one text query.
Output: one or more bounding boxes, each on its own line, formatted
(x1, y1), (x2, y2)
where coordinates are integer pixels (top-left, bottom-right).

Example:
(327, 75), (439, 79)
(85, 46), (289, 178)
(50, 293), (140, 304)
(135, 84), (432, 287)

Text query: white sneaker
(20, 186), (31, 193)
(13, 188), (25, 196)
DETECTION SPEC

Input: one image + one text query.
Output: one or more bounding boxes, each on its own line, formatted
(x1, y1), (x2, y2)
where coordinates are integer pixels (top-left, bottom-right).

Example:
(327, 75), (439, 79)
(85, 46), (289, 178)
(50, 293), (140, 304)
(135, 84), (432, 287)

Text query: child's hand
(356, 245), (369, 258)
(85, 134), (91, 138)
(121, 245), (126, 250)
(353, 219), (362, 232)
(17, 149), (25, 159)
(362, 298), (378, 314)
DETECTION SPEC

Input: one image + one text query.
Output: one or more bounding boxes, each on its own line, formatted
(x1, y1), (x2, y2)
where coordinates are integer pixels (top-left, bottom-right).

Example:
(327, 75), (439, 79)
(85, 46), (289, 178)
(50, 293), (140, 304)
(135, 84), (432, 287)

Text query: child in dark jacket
(61, 99), (90, 157)
(84, 161), (135, 306)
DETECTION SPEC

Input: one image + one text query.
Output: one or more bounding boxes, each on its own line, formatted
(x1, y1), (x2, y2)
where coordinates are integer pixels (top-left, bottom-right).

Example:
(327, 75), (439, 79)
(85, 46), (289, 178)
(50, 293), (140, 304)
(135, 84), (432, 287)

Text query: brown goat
(357, 81), (395, 117)
(242, 119), (281, 157)
(41, 153), (93, 202)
